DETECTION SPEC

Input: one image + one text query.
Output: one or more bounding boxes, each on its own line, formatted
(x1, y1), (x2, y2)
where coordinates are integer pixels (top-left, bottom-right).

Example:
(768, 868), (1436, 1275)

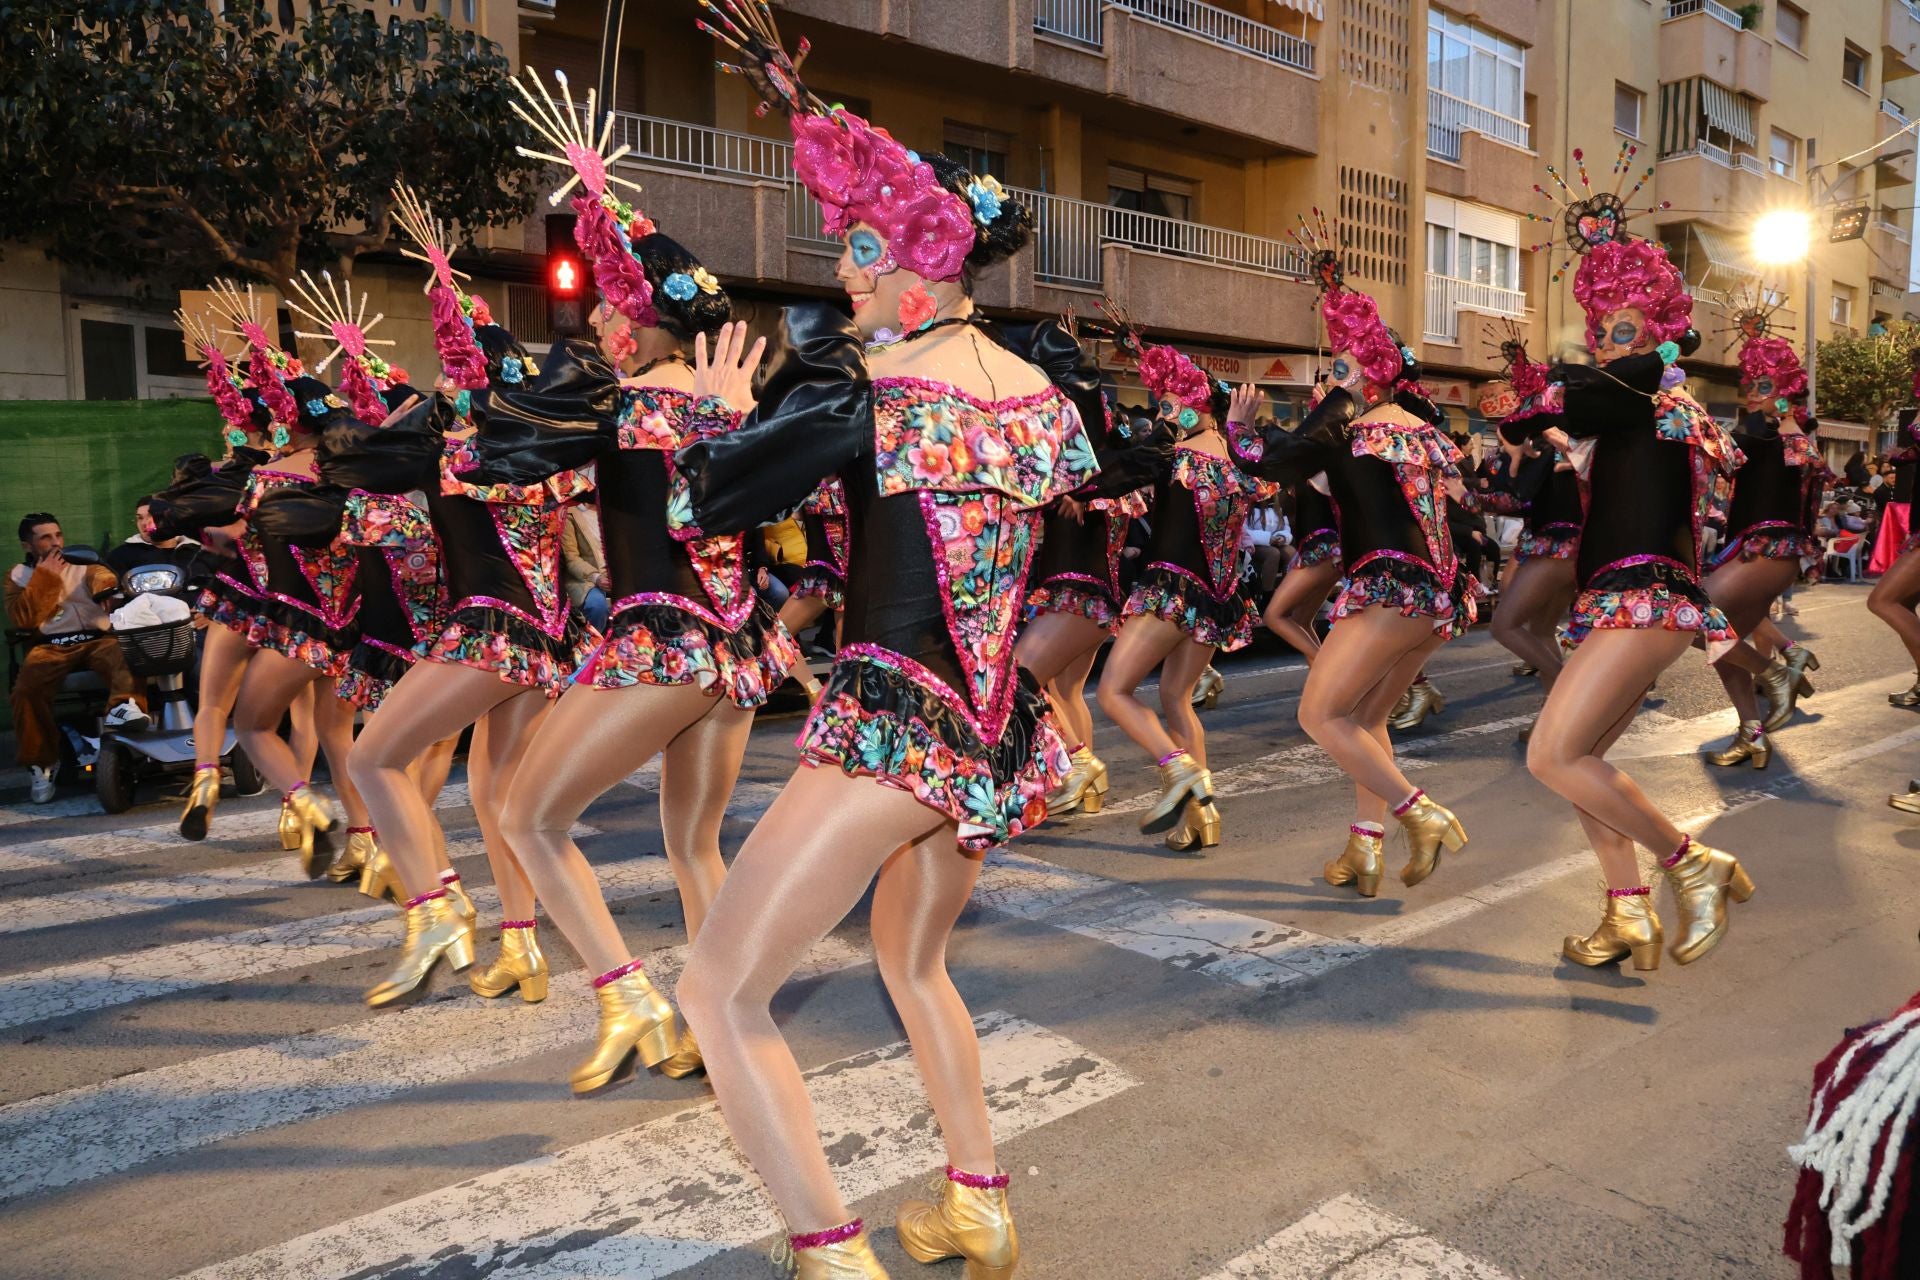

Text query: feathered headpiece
(392, 183), (492, 392)
(1084, 298), (1220, 416)
(1527, 145), (1690, 350)
(207, 279), (301, 445)
(285, 269), (406, 425)
(175, 306), (256, 449)
(1292, 209), (1417, 392)
(697, 0), (989, 283)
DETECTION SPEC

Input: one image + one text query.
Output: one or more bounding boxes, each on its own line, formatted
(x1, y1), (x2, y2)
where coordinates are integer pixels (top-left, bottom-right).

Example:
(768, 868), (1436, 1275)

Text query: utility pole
(598, 1), (626, 127)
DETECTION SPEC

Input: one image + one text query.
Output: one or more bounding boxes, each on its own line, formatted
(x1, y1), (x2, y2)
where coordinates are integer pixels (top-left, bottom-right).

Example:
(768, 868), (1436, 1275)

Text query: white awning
(1693, 223), (1762, 281)
(1267, 0), (1324, 18)
(1818, 418), (1871, 443)
(1700, 80), (1756, 146)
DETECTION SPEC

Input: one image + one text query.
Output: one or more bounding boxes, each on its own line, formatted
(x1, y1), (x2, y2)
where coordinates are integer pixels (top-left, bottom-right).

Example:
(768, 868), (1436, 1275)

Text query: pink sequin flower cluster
(1320, 287), (1408, 390)
(1572, 238), (1693, 350)
(1738, 335), (1808, 404)
(1137, 344), (1213, 411)
(792, 110), (976, 282)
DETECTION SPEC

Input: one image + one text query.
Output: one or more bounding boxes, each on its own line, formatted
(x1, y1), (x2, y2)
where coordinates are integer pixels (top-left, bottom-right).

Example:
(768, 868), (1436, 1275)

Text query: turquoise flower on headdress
(453, 390), (472, 419)
(663, 272), (698, 303)
(500, 356), (525, 385)
(304, 398), (330, 419)
(967, 175), (1007, 226)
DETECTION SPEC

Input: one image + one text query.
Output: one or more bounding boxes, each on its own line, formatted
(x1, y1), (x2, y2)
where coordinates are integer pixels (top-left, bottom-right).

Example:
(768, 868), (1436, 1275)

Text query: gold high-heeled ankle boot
(571, 965), (677, 1094)
(775, 1221), (889, 1279)
(1891, 784), (1920, 814)
(1759, 659), (1813, 732)
(1707, 723), (1771, 769)
(328, 828), (377, 884)
(1892, 673), (1920, 708)
(659, 1023), (704, 1079)
(440, 870), (477, 923)
(180, 765), (220, 841)
(282, 787), (336, 878)
(897, 1167), (1018, 1280)
(1387, 688), (1412, 722)
(1191, 665), (1224, 710)
(1784, 645), (1820, 681)
(1390, 680), (1444, 732)
(1563, 889), (1664, 970)
(1661, 837), (1756, 965)
(1324, 827), (1384, 897)
(359, 845), (400, 902)
(1139, 751), (1212, 835)
(468, 923), (549, 1002)
(1165, 797), (1222, 852)
(277, 799), (302, 852)
(1396, 791), (1466, 886)
(365, 891), (475, 1008)
(1047, 747), (1110, 817)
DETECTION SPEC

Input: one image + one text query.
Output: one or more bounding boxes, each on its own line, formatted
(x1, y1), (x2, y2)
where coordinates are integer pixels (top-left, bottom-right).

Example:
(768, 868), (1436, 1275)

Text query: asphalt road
(1, 582), (1916, 1279)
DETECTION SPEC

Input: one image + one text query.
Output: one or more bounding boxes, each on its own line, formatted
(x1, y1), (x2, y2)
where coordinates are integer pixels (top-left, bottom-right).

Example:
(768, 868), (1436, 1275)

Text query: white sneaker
(29, 766), (55, 804)
(104, 702), (151, 733)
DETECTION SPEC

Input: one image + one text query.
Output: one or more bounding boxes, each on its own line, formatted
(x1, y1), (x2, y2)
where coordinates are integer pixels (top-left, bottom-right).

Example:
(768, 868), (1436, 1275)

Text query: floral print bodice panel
(920, 490), (1042, 743)
(1347, 409), (1468, 585)
(440, 435), (587, 637)
(872, 377), (1098, 506)
(1169, 446), (1278, 594)
(241, 468), (359, 628)
(345, 490), (441, 644)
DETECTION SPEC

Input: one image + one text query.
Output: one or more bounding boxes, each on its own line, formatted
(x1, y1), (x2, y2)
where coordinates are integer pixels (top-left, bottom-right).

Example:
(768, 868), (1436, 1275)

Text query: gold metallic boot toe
(1165, 797), (1221, 852)
(1390, 681), (1444, 732)
(365, 893), (475, 1008)
(1891, 786), (1920, 815)
(1139, 751), (1212, 835)
(1047, 747), (1109, 817)
(1706, 725), (1770, 769)
(1759, 660), (1812, 732)
(1892, 674), (1920, 708)
(359, 846), (400, 902)
(1562, 890), (1664, 970)
(897, 1168), (1019, 1279)
(659, 1024), (705, 1079)
(776, 1222), (889, 1279)
(1324, 828), (1384, 898)
(283, 787), (337, 878)
(468, 923), (549, 1002)
(571, 966), (677, 1094)
(1191, 665), (1224, 710)
(1662, 838), (1756, 965)
(179, 766), (221, 841)
(1397, 793), (1466, 886)
(329, 829), (376, 884)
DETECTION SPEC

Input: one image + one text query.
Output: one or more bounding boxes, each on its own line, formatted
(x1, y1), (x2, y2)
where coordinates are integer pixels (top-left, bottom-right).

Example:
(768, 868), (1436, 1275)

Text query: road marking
(179, 1012), (1136, 1280)
(0, 783), (474, 878)
(0, 857), (678, 1031)
(0, 935), (865, 1205)
(0, 821), (595, 937)
(1201, 1194), (1517, 1279)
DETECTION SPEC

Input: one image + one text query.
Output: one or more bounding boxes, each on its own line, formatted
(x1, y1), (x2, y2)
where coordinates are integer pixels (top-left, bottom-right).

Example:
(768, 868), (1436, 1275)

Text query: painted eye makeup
(1609, 321), (1639, 347)
(1755, 377), (1775, 396)
(848, 230), (884, 269)
(1331, 358), (1353, 383)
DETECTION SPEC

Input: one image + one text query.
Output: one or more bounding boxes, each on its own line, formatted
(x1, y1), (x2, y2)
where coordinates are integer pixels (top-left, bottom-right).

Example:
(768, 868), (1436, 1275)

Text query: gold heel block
(1563, 890), (1664, 970)
(777, 1222), (890, 1279)
(359, 846), (400, 902)
(283, 787), (337, 879)
(1706, 725), (1770, 769)
(897, 1168), (1018, 1279)
(468, 924), (549, 1003)
(1191, 666), (1224, 710)
(365, 893), (475, 1008)
(571, 968), (678, 1094)
(179, 767), (220, 842)
(277, 799), (301, 852)
(1324, 828), (1383, 898)
(658, 1025), (705, 1079)
(1760, 660), (1811, 732)
(1397, 793), (1465, 887)
(1390, 681), (1444, 732)
(1165, 798), (1221, 852)
(1140, 751), (1212, 835)
(328, 829), (376, 884)
(1663, 839), (1754, 965)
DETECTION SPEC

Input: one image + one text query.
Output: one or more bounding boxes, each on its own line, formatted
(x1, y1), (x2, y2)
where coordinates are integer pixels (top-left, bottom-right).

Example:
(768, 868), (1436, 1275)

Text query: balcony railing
(1423, 273), (1527, 343)
(1032, 0), (1315, 72)
(1663, 0), (1744, 32)
(605, 111), (1311, 287)
(1426, 89), (1531, 162)
(1664, 139), (1734, 166)
(1885, 97), (1912, 124)
(1733, 151), (1767, 175)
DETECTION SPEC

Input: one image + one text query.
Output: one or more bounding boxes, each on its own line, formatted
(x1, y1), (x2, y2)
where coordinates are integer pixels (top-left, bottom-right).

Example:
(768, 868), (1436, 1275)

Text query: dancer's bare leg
(1868, 548), (1920, 670)
(676, 766), (949, 1232)
(1493, 558), (1576, 692)
(312, 680), (370, 828)
(347, 661), (525, 898)
(1708, 558), (1799, 723)
(287, 682), (319, 781)
(1297, 606), (1447, 806)
(1015, 609), (1108, 688)
(192, 625), (251, 770)
(1095, 614), (1188, 760)
(1047, 645), (1099, 751)
(1350, 632), (1445, 826)
(1158, 637), (1217, 770)
(232, 649), (325, 797)
(1569, 694), (1655, 887)
(1263, 560), (1340, 663)
(1751, 616), (1791, 661)
(659, 697), (755, 942)
(407, 733), (461, 868)
(778, 594), (829, 640)
(467, 690), (552, 923)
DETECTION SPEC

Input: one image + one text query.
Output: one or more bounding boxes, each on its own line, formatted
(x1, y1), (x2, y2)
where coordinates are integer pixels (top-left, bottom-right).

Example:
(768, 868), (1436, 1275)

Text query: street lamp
(1749, 207), (1819, 414)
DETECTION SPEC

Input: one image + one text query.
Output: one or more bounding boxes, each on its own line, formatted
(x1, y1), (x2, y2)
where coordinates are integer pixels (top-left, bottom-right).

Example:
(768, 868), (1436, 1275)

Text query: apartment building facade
(11, 0), (1920, 447)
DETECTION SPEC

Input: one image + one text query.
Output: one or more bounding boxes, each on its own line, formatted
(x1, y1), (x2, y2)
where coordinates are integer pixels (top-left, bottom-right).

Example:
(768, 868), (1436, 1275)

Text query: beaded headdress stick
(1478, 317), (1550, 421)
(206, 279), (300, 446)
(1291, 209), (1416, 393)
(1082, 297), (1218, 425)
(284, 270), (403, 425)
(1529, 146), (1691, 352)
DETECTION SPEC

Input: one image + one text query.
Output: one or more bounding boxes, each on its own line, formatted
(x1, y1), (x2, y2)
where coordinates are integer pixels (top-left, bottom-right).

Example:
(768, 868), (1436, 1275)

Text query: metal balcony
(1035, 0), (1314, 73)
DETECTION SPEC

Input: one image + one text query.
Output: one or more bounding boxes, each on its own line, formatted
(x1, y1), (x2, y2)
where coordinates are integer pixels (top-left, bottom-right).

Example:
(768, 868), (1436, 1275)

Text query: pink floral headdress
(1738, 335), (1809, 407)
(1525, 144), (1689, 350)
(284, 270), (406, 425)
(207, 278), (301, 444)
(698, 0), (989, 283)
(1291, 210), (1418, 394)
(175, 306), (256, 449)
(1083, 298), (1218, 416)
(392, 183), (491, 391)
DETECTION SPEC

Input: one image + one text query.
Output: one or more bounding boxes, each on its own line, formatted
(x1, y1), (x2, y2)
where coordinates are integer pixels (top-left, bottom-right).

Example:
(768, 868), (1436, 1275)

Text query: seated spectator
(561, 504), (609, 632)
(106, 495), (210, 584)
(1242, 499), (1290, 597)
(7, 513), (147, 802)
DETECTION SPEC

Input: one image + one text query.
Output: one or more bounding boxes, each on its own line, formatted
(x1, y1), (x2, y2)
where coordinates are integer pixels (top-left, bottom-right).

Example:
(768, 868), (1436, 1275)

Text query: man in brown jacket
(7, 513), (146, 802)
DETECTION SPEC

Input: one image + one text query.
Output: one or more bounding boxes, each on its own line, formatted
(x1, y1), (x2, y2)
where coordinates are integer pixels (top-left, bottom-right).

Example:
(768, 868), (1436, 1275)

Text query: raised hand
(1227, 383), (1262, 426)
(692, 321), (768, 413)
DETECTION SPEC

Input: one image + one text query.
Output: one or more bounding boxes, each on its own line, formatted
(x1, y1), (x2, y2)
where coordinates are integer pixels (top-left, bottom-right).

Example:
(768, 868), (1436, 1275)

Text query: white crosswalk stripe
(178, 1011), (1136, 1280)
(1201, 1195), (1518, 1279)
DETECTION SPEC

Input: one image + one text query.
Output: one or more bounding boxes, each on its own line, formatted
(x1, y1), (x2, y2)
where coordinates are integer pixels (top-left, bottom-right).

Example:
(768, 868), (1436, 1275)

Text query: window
(1614, 83), (1643, 139)
(1771, 128), (1798, 179)
(1427, 223), (1451, 278)
(1426, 223), (1519, 290)
(944, 122), (1011, 180)
(1844, 42), (1869, 91)
(1426, 7), (1525, 121)
(1777, 2), (1805, 52)
(1107, 165), (1194, 222)
(1832, 284), (1856, 327)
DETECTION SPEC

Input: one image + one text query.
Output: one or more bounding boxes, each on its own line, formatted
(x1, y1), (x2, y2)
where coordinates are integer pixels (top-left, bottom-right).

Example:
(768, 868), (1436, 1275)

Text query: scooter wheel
(95, 741), (136, 814)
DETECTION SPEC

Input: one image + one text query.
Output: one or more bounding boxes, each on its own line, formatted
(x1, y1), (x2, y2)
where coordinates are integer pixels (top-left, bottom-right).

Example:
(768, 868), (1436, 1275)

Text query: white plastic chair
(1824, 537), (1867, 581)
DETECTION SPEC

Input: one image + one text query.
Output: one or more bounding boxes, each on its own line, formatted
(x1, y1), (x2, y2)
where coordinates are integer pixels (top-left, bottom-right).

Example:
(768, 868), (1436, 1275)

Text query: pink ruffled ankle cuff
(945, 1164), (1010, 1189)
(1661, 834), (1691, 869)
(592, 958), (645, 989)
(1392, 789), (1425, 817)
(1608, 885), (1652, 898)
(402, 887), (447, 910)
(788, 1219), (864, 1251)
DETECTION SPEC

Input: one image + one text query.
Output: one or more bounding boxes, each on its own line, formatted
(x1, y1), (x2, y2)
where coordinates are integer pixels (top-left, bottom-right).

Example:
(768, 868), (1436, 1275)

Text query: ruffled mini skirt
(423, 602), (597, 696)
(1566, 558), (1733, 649)
(1332, 554), (1477, 641)
(1123, 564), (1257, 651)
(575, 596), (801, 708)
(1026, 577), (1124, 631)
(1516, 526), (1580, 563)
(1292, 529), (1341, 570)
(1707, 527), (1815, 569)
(197, 574), (262, 638)
(244, 593), (357, 679)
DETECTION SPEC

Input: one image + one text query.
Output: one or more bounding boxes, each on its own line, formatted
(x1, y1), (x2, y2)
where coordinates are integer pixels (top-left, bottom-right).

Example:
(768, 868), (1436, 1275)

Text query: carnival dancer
(1094, 308), (1276, 852)
(1870, 397), (1920, 709)
(1480, 334), (1581, 742)
(1261, 475), (1342, 662)
(337, 220), (617, 1009)
(1704, 321), (1823, 767)
(668, 10), (1097, 1273)
(1228, 219), (1477, 898)
(164, 310), (320, 844)
(477, 83), (800, 1087)
(1525, 147), (1754, 970)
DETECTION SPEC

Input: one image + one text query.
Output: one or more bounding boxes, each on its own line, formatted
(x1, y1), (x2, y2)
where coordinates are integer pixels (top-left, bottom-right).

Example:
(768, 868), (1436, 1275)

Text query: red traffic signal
(550, 254), (583, 297)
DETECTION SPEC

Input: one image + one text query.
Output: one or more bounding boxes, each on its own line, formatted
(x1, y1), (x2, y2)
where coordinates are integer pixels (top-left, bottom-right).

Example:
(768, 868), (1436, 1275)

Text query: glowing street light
(1751, 208), (1814, 265)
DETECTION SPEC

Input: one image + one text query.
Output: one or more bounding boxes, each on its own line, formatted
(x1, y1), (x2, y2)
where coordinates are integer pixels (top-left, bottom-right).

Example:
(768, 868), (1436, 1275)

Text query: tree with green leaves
(0, 0), (539, 288)
(1814, 321), (1920, 438)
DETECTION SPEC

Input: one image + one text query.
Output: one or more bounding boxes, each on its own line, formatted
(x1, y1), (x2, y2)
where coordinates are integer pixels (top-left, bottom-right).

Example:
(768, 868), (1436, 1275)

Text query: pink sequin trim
(946, 1165), (1010, 1189)
(403, 887), (447, 910)
(499, 919), (537, 930)
(1350, 823), (1384, 838)
(788, 1219), (865, 1251)
(592, 958), (645, 988)
(1608, 886), (1653, 898)
(609, 591), (741, 632)
(1392, 789), (1425, 817)
(285, 782), (308, 797)
(1157, 749), (1185, 766)
(195, 762), (219, 774)
(1661, 834), (1691, 869)
(346, 826), (374, 835)
(438, 870), (462, 885)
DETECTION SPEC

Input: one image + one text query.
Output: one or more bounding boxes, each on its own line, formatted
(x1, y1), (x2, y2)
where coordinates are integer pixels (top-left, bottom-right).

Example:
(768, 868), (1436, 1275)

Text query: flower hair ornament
(1290, 209), (1418, 398)
(176, 305), (256, 450)
(284, 269), (404, 426)
(697, 0), (985, 283)
(1083, 297), (1219, 432)
(509, 68), (660, 329)
(392, 182), (491, 392)
(207, 278), (301, 448)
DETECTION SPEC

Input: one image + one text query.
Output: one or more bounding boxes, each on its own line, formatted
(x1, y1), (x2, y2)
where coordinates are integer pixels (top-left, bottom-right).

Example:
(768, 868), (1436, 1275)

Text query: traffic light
(546, 213), (587, 337)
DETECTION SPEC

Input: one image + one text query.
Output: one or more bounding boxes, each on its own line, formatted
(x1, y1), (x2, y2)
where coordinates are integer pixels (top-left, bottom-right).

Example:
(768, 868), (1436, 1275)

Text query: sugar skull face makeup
(836, 220), (919, 340)
(1329, 351), (1365, 391)
(1594, 306), (1652, 362)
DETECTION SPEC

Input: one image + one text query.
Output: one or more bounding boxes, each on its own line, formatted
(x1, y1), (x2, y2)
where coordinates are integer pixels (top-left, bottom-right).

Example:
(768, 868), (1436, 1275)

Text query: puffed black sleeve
(148, 454), (258, 541)
(1732, 409), (1779, 446)
(251, 483), (351, 549)
(316, 394), (455, 495)
(1556, 352), (1665, 438)
(459, 338), (623, 486)
(1509, 448), (1557, 505)
(670, 303), (871, 537)
(1229, 387), (1355, 483)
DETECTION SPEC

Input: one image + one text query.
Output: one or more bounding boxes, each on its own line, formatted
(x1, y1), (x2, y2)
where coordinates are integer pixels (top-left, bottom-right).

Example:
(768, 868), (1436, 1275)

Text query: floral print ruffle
(872, 377), (1098, 506)
(575, 597), (801, 708)
(1709, 527), (1815, 568)
(336, 642), (415, 711)
(1170, 446), (1279, 595)
(1516, 528), (1580, 562)
(1333, 554), (1478, 641)
(197, 575), (260, 636)
(796, 644), (1070, 852)
(423, 602), (597, 696)
(245, 600), (354, 678)
(1292, 529), (1341, 569)
(1124, 564), (1259, 652)
(1567, 584), (1732, 648)
(1025, 581), (1123, 631)
(791, 569), (846, 609)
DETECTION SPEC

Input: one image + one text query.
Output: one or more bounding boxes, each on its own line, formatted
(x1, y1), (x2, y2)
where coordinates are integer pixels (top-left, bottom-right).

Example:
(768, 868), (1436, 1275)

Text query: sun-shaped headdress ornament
(176, 306), (256, 452)
(1526, 143), (1670, 283)
(284, 270), (403, 426)
(206, 279), (301, 447)
(1710, 281), (1797, 356)
(391, 182), (492, 392)
(1476, 317), (1553, 423)
(1288, 206), (1346, 295)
